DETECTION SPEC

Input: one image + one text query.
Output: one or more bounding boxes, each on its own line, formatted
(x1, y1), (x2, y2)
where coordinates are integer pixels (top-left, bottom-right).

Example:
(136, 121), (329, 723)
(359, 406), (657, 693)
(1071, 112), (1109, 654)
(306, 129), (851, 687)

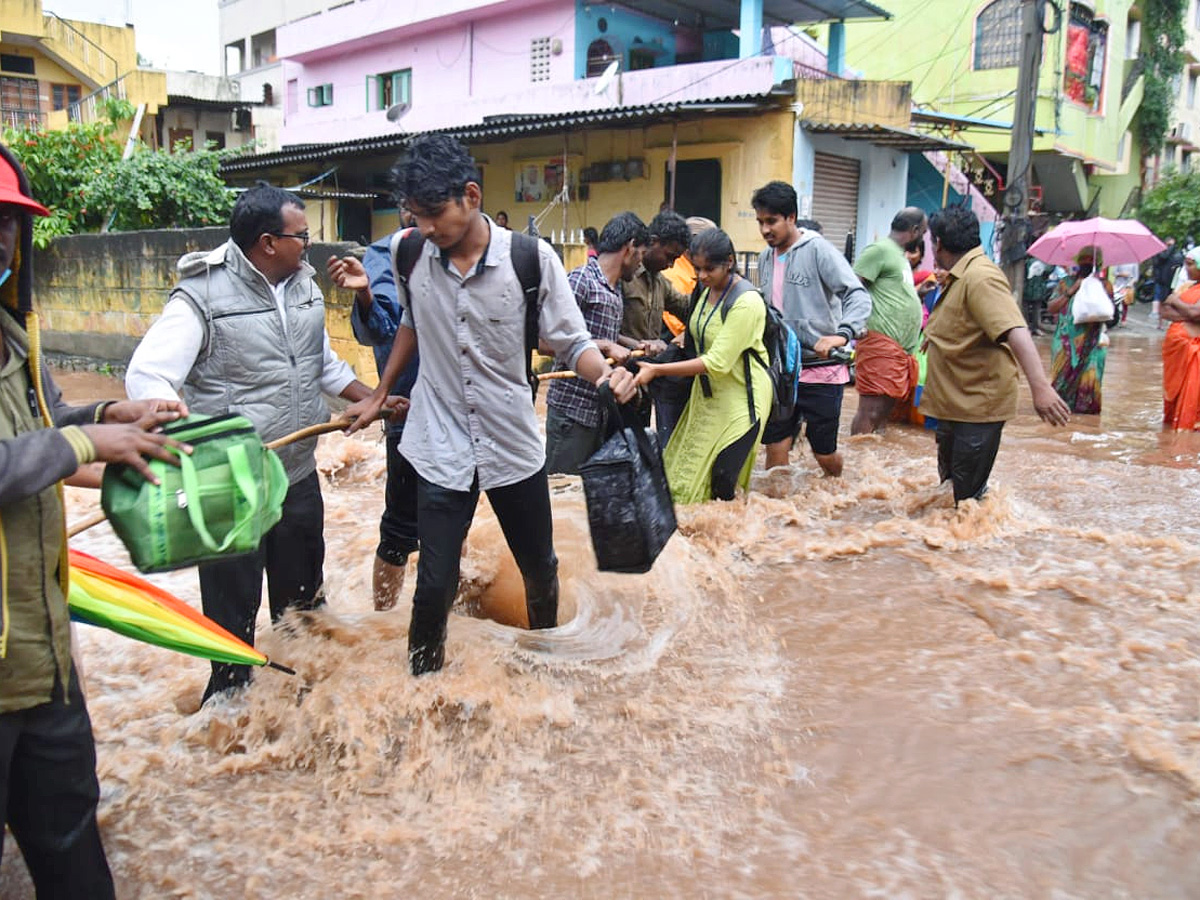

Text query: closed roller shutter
(812, 153), (860, 255)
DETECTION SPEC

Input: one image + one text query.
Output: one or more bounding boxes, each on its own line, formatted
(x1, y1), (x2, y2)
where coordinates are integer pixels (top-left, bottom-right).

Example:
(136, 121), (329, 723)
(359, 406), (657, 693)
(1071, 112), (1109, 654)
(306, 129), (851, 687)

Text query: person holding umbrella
(0, 144), (189, 898)
(1045, 246), (1112, 414)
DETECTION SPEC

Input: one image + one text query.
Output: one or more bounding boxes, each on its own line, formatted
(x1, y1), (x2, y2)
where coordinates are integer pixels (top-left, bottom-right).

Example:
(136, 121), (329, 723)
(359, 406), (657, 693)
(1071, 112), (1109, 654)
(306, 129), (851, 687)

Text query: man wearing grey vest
(126, 185), (379, 703)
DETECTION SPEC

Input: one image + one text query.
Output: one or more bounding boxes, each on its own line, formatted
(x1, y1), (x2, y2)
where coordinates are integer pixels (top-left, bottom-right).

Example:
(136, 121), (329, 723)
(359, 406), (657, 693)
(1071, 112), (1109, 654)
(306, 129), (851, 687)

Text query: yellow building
(0, 0), (165, 138)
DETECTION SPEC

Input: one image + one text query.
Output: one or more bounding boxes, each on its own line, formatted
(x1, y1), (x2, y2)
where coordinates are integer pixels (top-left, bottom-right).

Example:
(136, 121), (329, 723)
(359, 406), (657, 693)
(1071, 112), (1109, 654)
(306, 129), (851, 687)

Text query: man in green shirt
(851, 207), (927, 434)
(0, 145), (187, 897)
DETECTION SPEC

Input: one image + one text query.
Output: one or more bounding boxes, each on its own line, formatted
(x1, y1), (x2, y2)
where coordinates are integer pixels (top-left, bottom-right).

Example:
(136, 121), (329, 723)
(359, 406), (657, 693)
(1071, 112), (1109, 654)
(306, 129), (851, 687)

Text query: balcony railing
(67, 76), (127, 124)
(0, 109), (45, 130)
(43, 13), (119, 87)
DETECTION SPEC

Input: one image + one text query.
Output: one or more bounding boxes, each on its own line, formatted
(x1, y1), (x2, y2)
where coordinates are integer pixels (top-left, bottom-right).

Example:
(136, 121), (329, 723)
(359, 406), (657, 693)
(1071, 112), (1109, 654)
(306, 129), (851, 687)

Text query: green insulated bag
(101, 414), (288, 573)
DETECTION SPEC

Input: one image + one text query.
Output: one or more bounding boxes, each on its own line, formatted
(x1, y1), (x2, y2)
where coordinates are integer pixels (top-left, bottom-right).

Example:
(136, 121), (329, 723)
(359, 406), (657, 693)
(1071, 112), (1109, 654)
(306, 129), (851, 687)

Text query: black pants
(377, 431), (419, 566)
(409, 467), (559, 675)
(197, 470), (325, 701)
(935, 420), (1005, 503)
(0, 672), (115, 900)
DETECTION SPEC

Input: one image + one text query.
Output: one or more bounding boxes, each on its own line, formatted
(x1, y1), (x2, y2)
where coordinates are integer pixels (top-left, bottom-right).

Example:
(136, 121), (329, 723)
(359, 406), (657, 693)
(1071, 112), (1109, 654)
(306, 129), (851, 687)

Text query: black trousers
(197, 470), (325, 701)
(377, 431), (419, 566)
(409, 467), (559, 674)
(0, 672), (115, 900)
(935, 420), (1005, 503)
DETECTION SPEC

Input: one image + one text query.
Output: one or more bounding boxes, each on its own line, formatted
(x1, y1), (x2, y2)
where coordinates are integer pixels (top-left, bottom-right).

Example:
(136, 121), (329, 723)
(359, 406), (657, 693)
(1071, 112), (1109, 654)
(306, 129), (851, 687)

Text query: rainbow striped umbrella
(68, 549), (294, 674)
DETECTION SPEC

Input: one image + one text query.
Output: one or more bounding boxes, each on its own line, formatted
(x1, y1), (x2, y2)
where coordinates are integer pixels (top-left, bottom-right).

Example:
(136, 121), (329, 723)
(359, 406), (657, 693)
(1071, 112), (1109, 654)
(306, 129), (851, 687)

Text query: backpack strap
(508, 232), (543, 401)
(389, 226), (424, 326)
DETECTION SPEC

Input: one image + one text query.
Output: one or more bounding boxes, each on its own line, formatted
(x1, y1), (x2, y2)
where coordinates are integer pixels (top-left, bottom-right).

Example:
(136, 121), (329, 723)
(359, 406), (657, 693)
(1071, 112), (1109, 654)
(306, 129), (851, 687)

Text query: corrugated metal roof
(221, 93), (783, 173)
(801, 121), (974, 153)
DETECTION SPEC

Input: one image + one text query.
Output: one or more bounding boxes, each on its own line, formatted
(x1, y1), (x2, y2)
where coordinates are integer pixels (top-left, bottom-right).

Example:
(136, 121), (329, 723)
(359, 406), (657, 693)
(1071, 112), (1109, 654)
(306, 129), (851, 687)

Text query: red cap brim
(0, 189), (49, 217)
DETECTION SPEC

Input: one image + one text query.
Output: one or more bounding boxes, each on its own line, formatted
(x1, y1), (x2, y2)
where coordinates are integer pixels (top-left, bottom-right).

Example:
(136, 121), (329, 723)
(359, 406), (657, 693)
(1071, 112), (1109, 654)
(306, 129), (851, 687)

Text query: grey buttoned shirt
(398, 221), (596, 491)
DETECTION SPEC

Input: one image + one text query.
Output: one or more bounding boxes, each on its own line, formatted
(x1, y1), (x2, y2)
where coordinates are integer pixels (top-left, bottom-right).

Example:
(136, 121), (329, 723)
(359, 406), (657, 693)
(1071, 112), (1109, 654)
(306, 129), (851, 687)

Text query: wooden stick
(68, 419), (354, 539)
(536, 350), (646, 382)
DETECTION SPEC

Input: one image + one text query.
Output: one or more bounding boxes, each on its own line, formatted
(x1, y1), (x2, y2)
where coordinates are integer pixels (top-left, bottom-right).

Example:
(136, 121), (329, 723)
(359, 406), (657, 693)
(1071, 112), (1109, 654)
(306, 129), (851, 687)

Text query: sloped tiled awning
(614, 0), (890, 28)
(802, 121), (973, 153)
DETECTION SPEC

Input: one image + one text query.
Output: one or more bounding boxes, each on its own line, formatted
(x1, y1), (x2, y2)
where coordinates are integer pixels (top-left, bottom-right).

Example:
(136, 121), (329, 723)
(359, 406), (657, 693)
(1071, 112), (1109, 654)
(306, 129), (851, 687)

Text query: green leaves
(1137, 170), (1200, 242)
(1138, 0), (1187, 156)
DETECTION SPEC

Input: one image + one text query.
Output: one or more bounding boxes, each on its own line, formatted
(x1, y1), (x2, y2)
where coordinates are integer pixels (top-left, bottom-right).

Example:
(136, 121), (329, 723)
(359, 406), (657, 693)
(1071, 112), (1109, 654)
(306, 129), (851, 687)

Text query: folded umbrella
(68, 548), (294, 673)
(1028, 217), (1166, 267)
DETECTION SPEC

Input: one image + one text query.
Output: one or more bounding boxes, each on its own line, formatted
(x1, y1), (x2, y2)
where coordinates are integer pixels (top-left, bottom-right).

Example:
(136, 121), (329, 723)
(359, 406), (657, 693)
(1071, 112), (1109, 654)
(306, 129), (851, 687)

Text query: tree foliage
(1136, 169), (1200, 242)
(3, 99), (235, 245)
(1138, 0), (1187, 156)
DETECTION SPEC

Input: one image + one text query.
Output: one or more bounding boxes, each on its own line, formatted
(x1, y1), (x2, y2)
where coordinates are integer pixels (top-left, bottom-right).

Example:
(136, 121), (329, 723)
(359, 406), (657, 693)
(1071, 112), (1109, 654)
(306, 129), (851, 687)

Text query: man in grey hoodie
(753, 181), (870, 476)
(126, 185), (385, 703)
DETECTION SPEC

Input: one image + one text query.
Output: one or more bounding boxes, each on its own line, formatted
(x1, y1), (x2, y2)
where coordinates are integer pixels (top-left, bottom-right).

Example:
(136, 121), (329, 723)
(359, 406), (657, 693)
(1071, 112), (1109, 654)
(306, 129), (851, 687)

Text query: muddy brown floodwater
(4, 304), (1199, 898)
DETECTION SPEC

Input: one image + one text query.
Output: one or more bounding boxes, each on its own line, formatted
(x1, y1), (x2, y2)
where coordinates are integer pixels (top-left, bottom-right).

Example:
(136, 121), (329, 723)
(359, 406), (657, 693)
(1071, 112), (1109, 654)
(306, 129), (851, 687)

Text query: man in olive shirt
(922, 206), (1069, 503)
(620, 209), (692, 351)
(851, 207), (927, 434)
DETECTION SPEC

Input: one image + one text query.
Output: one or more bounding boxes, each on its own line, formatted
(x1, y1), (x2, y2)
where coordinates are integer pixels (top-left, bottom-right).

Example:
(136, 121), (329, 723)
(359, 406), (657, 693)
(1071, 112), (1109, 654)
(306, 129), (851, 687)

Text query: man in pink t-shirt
(752, 182), (871, 477)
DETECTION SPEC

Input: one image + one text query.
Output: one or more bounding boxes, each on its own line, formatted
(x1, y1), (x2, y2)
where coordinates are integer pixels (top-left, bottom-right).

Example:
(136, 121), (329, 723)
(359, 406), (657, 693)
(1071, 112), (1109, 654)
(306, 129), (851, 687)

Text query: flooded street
(5, 304), (1200, 898)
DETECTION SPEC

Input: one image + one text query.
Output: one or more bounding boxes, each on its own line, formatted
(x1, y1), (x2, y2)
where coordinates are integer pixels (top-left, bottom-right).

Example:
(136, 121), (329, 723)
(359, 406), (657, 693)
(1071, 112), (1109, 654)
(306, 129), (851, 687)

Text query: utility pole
(1001, 0), (1045, 301)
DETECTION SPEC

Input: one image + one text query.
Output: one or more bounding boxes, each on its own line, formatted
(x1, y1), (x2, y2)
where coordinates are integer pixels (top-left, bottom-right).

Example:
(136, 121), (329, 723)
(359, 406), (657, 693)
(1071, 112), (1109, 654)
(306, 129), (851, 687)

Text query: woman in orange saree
(1161, 249), (1200, 431)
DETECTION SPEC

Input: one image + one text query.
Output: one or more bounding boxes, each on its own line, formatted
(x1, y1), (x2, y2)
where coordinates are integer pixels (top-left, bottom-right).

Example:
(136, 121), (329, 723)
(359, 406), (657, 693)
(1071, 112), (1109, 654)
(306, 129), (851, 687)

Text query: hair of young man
(796, 218), (823, 234)
(751, 181), (798, 219)
(690, 228), (737, 271)
(891, 207), (927, 234)
(596, 211), (649, 254)
(648, 210), (691, 249)
(583, 226), (599, 246)
(903, 236), (925, 254)
(230, 183), (305, 254)
(390, 134), (481, 210)
(928, 206), (981, 255)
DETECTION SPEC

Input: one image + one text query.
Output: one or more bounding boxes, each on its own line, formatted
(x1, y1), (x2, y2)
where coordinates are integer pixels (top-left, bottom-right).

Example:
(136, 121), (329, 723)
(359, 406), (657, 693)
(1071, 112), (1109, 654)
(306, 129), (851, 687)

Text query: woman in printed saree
(1161, 247), (1200, 431)
(631, 229), (771, 504)
(1046, 246), (1111, 414)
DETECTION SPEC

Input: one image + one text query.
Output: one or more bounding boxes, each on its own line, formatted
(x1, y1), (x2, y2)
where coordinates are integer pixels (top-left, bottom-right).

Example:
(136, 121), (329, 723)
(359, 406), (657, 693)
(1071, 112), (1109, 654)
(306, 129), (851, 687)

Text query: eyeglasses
(269, 231), (311, 247)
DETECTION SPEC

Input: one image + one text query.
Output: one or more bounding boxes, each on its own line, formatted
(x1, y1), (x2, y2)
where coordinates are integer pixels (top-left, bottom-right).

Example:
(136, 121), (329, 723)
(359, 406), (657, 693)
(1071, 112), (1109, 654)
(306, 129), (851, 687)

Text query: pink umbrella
(1028, 217), (1166, 267)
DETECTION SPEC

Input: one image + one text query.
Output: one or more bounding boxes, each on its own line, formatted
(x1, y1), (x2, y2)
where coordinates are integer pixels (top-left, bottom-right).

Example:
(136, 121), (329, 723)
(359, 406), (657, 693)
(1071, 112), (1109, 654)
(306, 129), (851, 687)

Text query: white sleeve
(124, 298), (204, 402)
(318, 330), (357, 396)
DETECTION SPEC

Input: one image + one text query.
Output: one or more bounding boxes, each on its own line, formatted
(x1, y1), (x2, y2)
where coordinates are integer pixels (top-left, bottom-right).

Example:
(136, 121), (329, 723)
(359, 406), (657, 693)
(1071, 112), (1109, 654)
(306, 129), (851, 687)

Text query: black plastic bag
(578, 385), (677, 573)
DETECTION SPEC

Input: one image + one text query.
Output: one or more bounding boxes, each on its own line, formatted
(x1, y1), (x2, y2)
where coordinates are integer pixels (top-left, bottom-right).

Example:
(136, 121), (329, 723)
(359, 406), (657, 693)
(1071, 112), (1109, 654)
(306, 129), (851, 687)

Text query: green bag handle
(176, 442), (261, 554)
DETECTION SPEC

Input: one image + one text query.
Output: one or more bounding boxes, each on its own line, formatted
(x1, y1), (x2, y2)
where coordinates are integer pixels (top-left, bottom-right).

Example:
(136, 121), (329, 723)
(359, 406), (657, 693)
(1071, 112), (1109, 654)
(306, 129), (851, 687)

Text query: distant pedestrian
(922, 206), (1069, 504)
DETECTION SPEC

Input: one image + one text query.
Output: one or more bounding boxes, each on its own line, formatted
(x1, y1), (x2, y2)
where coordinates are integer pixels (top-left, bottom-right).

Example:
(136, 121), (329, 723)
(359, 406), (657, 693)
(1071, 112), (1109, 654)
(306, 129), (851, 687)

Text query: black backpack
(690, 277), (801, 427)
(390, 228), (543, 399)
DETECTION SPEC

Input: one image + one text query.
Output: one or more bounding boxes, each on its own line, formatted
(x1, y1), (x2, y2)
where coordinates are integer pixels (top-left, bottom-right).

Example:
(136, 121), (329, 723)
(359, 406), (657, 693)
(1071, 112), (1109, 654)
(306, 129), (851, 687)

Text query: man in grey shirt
(346, 135), (636, 675)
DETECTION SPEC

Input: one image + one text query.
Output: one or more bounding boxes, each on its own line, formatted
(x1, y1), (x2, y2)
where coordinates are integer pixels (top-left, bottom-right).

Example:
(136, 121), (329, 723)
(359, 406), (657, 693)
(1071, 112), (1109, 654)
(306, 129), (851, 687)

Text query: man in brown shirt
(922, 207), (1069, 503)
(619, 209), (692, 352)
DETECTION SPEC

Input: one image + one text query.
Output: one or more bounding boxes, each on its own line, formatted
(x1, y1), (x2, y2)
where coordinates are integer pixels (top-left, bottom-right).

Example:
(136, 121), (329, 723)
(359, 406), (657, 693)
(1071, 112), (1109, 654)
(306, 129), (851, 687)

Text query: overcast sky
(45, 0), (220, 75)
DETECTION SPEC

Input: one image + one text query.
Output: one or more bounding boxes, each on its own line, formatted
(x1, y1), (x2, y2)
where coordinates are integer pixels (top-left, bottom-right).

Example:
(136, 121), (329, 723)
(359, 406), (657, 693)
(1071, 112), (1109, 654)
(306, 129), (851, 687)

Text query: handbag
(101, 414), (289, 573)
(1072, 274), (1115, 324)
(578, 386), (676, 574)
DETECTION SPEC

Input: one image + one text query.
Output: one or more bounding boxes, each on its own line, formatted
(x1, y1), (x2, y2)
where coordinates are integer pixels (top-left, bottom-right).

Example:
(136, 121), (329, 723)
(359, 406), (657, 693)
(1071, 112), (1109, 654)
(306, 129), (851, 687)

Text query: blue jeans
(409, 467), (559, 674)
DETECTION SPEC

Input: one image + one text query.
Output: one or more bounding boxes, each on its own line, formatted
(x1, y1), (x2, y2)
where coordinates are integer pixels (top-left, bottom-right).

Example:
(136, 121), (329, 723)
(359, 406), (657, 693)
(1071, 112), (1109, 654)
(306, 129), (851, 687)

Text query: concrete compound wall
(33, 228), (378, 384)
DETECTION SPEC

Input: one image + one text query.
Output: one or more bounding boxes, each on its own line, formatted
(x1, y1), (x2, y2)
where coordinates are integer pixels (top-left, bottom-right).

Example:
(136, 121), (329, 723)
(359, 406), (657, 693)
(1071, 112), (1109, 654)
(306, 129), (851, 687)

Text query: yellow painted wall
(472, 109), (794, 252)
(0, 0), (46, 37)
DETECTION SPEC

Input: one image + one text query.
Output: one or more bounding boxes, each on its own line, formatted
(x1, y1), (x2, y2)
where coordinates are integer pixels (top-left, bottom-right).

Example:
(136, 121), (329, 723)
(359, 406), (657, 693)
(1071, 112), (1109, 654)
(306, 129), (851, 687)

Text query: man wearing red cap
(0, 144), (188, 898)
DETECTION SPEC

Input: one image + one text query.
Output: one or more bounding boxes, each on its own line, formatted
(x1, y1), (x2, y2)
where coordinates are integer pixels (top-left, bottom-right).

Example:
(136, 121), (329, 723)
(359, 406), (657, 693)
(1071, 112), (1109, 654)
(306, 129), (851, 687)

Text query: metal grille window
(530, 37), (551, 82)
(0, 76), (40, 128)
(974, 0), (1022, 70)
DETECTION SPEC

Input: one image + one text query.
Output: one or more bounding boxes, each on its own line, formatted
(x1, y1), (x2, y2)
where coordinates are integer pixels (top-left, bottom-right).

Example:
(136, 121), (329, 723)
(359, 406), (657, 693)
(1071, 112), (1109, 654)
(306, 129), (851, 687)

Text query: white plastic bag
(1072, 274), (1114, 325)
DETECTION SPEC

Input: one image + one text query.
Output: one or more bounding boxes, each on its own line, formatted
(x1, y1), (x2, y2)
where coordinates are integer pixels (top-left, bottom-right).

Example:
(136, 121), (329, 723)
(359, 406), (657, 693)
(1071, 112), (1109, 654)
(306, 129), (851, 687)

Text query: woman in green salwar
(633, 229), (771, 503)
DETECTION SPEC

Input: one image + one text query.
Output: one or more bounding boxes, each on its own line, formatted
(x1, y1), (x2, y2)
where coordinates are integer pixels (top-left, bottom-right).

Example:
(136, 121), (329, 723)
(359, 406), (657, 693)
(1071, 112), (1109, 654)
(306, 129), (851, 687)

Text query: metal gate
(812, 153), (860, 256)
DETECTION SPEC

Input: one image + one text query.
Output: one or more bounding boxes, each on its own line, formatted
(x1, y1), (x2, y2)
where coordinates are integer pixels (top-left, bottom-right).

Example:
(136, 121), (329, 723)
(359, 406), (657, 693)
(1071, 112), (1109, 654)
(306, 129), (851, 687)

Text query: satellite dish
(386, 101), (410, 123)
(594, 59), (619, 96)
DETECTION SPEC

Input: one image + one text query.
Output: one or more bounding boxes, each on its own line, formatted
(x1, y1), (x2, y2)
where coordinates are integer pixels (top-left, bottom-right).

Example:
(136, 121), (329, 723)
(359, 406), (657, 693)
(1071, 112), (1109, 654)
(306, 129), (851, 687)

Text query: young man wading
(345, 136), (637, 675)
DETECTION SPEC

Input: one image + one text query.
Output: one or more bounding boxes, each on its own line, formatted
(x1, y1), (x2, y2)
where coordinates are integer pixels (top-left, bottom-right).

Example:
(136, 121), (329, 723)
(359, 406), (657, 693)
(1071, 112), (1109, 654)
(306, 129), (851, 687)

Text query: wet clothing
(197, 471), (325, 700)
(398, 220), (594, 493)
(620, 263), (690, 342)
(546, 257), (622, 473)
(760, 381), (843, 455)
(854, 237), (923, 354)
(852, 329), (918, 401)
(936, 420), (1004, 503)
(921, 247), (1027, 424)
(126, 241), (356, 700)
(408, 467), (558, 674)
(664, 280), (771, 504)
(398, 218), (591, 673)
(0, 140), (114, 897)
(1162, 283), (1200, 430)
(352, 234), (420, 564)
(1049, 275), (1107, 415)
